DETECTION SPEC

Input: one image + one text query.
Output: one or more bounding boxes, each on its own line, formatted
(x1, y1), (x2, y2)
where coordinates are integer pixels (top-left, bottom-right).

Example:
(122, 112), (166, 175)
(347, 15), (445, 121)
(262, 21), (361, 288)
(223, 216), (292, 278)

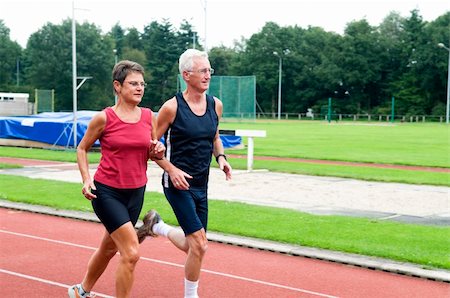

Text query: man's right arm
(153, 97), (176, 172)
(154, 97), (192, 189)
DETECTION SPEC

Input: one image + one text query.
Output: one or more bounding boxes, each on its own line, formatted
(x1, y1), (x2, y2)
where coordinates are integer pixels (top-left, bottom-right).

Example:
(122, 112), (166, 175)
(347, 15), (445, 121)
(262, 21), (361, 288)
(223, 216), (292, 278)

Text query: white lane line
(199, 267), (339, 297)
(0, 229), (338, 298)
(1, 229), (97, 250)
(0, 269), (112, 298)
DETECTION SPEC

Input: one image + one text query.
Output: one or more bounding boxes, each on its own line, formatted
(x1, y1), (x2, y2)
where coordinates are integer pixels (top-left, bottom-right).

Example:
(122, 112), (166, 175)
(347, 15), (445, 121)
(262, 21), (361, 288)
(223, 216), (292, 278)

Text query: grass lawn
(220, 120), (449, 168)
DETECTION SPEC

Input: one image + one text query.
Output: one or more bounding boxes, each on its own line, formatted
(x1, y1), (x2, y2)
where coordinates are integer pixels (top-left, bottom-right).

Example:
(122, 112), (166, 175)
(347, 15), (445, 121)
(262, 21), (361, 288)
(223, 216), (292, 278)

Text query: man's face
(186, 57), (212, 92)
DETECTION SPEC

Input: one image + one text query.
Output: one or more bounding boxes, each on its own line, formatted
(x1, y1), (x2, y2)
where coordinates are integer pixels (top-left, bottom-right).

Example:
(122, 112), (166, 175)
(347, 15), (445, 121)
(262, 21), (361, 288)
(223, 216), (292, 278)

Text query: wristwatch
(215, 154), (227, 163)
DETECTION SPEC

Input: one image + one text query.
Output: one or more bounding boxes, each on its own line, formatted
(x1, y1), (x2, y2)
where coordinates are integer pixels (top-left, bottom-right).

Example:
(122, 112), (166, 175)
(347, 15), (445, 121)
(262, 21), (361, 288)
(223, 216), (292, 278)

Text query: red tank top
(94, 107), (153, 189)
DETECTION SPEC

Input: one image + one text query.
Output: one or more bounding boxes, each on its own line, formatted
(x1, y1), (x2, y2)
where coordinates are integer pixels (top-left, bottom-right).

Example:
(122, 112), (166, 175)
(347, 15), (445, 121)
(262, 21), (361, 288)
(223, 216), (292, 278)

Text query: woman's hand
(149, 139), (165, 161)
(81, 180), (97, 200)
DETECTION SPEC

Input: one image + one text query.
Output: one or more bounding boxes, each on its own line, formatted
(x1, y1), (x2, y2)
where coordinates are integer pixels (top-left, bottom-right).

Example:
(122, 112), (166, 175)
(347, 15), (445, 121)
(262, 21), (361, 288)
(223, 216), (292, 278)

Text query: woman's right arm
(77, 111), (106, 199)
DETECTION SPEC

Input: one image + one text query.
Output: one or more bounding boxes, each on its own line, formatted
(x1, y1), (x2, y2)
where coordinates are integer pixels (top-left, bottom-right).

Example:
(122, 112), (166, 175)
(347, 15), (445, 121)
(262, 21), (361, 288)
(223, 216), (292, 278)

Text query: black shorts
(91, 180), (145, 234)
(164, 185), (208, 235)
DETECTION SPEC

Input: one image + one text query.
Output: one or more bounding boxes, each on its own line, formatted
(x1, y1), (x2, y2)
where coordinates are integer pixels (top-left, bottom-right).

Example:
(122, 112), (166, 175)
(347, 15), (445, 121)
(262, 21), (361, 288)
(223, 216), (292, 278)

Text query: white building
(0, 92), (31, 116)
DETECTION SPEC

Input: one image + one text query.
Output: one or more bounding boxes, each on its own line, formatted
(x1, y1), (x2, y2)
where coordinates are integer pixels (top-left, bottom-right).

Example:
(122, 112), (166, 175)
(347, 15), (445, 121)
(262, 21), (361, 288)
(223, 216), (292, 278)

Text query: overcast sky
(1, 0), (449, 49)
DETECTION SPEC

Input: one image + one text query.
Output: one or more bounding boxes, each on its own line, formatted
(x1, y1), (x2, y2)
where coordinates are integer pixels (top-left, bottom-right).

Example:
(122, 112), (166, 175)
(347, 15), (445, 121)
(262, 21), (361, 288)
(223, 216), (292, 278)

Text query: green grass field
(220, 120), (449, 167)
(220, 121), (450, 186)
(0, 120), (449, 269)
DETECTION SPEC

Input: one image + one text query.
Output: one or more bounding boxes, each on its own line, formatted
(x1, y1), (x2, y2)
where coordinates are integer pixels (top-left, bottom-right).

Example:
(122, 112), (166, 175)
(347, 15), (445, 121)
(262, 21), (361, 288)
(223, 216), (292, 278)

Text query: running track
(1, 208), (448, 297)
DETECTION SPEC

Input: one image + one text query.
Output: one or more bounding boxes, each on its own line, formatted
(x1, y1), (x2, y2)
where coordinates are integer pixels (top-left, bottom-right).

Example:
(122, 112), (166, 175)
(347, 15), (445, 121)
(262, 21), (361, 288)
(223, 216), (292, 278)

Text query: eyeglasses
(188, 68), (215, 75)
(125, 81), (147, 88)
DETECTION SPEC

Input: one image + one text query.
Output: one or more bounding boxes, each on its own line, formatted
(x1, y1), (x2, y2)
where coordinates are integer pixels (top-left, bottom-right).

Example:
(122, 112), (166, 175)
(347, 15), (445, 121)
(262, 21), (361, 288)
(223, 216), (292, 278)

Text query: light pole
(72, 0), (90, 147)
(113, 49), (118, 105)
(273, 50), (289, 120)
(200, 0), (207, 51)
(438, 42), (450, 124)
(273, 51), (282, 120)
(72, 0), (77, 148)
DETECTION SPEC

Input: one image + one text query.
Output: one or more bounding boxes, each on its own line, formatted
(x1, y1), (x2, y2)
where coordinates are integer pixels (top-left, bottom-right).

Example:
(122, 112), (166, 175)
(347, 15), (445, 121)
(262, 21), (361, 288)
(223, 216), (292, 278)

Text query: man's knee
(189, 231), (208, 258)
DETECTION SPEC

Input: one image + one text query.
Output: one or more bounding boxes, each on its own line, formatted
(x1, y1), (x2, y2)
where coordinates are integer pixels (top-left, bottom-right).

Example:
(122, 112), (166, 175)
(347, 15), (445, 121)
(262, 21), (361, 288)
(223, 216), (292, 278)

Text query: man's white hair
(179, 49), (209, 75)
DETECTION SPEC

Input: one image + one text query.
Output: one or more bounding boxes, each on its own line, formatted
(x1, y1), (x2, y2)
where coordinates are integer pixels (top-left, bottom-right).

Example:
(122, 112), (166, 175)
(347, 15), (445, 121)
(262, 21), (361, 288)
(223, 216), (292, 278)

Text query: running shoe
(137, 209), (161, 243)
(68, 284), (95, 298)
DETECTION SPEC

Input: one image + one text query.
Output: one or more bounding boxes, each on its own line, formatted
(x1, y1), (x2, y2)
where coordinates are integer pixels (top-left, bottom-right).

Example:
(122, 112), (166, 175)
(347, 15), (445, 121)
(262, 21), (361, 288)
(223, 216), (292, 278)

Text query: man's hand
(218, 158), (232, 180)
(169, 167), (193, 190)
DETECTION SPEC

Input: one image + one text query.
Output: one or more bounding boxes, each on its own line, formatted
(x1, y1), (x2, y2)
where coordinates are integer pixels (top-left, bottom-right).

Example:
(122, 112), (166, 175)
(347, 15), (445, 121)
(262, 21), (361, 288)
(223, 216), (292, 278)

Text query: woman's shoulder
(88, 109), (107, 128)
(139, 107), (154, 123)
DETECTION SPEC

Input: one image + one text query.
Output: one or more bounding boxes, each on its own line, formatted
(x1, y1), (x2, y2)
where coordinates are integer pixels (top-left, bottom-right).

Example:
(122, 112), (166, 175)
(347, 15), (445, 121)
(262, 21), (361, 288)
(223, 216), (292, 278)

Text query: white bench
(220, 129), (267, 171)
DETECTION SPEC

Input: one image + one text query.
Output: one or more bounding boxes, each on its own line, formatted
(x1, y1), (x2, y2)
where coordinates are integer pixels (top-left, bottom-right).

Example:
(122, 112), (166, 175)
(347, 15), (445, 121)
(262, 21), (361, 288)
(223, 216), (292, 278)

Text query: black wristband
(215, 154), (227, 163)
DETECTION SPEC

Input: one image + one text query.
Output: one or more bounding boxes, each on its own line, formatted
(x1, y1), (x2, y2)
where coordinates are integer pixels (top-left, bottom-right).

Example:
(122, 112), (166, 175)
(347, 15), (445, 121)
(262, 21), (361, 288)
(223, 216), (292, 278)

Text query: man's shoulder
(158, 96), (177, 115)
(212, 96), (223, 106)
(164, 96), (177, 107)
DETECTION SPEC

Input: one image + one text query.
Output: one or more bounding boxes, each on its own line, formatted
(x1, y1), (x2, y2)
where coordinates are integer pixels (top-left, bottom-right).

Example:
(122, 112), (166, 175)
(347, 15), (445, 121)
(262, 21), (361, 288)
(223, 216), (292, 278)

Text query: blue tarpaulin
(0, 111), (241, 148)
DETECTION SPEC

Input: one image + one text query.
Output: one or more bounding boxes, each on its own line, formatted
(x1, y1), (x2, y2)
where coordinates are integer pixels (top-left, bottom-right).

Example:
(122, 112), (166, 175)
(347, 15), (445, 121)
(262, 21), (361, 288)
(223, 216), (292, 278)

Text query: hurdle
(219, 129), (266, 171)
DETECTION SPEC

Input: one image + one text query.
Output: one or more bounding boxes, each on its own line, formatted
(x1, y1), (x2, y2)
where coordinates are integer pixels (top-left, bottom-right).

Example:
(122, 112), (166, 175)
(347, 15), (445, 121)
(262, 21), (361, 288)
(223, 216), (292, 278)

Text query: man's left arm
(213, 97), (232, 180)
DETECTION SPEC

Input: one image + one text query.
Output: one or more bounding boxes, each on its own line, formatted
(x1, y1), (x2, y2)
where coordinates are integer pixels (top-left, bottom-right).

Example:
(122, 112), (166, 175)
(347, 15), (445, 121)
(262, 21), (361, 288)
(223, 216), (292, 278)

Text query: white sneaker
(68, 284), (95, 298)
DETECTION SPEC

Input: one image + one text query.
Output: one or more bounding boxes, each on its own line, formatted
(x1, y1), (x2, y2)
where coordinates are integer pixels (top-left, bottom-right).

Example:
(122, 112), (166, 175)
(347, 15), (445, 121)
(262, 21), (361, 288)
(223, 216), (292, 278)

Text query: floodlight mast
(437, 42), (450, 124)
(273, 49), (290, 120)
(113, 49), (118, 105)
(72, 1), (90, 148)
(273, 51), (282, 120)
(200, 0), (207, 51)
(72, 0), (77, 148)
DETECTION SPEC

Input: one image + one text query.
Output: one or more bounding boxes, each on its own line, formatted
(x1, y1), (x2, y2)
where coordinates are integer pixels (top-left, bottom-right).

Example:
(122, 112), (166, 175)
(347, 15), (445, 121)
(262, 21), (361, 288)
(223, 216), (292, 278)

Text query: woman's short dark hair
(112, 60), (145, 84)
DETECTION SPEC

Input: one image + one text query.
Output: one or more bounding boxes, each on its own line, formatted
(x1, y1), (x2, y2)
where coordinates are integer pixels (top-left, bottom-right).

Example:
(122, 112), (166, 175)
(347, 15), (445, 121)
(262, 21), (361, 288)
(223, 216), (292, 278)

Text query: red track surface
(1, 208), (448, 298)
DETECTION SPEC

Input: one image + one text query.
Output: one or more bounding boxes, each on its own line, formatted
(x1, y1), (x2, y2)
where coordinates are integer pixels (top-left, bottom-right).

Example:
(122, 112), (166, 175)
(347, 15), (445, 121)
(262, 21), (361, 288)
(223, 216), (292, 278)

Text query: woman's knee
(111, 223), (141, 266)
(122, 245), (140, 266)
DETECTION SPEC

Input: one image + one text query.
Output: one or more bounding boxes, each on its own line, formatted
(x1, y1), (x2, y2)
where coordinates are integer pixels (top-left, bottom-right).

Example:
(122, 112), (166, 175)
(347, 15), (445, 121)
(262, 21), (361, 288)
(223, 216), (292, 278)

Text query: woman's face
(118, 72), (145, 104)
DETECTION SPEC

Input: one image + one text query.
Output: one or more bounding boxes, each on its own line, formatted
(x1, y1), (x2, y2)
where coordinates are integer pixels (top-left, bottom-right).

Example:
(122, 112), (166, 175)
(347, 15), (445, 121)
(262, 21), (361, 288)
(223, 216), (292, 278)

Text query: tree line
(0, 9), (449, 117)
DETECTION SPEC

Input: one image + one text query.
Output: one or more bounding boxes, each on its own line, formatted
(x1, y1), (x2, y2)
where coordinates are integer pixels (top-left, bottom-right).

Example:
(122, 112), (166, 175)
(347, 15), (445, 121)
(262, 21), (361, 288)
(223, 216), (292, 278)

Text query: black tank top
(163, 92), (218, 188)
